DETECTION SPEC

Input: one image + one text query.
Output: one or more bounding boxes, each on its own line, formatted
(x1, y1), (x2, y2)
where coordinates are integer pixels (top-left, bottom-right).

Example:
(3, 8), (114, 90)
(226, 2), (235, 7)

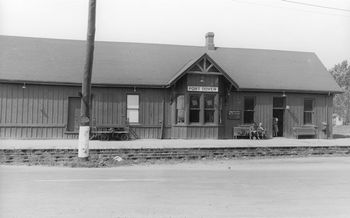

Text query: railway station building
(0, 33), (342, 139)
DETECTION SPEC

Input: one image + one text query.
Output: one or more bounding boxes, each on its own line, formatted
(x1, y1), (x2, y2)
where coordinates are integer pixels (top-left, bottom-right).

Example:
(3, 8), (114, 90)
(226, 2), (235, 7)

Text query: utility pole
(78, 0), (97, 160)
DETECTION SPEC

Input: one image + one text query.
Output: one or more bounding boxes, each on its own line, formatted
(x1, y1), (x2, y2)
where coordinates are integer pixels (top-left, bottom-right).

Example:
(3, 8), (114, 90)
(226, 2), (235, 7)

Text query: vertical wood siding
(223, 92), (242, 138)
(284, 93), (332, 138)
(254, 93), (273, 138)
(0, 83), (171, 139)
(171, 125), (219, 139)
(0, 83), (78, 138)
(0, 83), (333, 139)
(223, 91), (332, 139)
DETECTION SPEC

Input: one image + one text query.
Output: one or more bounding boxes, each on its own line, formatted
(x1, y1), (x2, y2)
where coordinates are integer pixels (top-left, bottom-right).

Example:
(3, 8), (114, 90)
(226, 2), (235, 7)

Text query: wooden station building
(0, 33), (342, 139)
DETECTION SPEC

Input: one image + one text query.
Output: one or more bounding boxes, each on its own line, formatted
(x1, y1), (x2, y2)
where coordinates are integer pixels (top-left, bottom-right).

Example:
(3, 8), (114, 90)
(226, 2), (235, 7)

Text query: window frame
(303, 98), (314, 125)
(273, 97), (286, 109)
(176, 94), (185, 124)
(126, 94), (140, 124)
(185, 93), (220, 125)
(243, 96), (255, 124)
(204, 94), (215, 123)
(189, 94), (201, 123)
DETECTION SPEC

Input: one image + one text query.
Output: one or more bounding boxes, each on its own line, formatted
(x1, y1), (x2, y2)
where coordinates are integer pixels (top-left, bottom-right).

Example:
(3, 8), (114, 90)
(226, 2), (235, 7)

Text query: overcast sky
(1, 0), (349, 68)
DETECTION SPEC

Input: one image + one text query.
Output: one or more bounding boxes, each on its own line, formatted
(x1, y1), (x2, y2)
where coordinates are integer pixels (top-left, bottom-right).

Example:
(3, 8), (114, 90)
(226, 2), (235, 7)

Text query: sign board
(187, 86), (218, 92)
(228, 110), (241, 120)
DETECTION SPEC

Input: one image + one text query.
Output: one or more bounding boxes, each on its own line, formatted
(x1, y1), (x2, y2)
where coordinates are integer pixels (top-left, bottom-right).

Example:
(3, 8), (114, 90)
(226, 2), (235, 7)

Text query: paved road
(1, 157), (350, 218)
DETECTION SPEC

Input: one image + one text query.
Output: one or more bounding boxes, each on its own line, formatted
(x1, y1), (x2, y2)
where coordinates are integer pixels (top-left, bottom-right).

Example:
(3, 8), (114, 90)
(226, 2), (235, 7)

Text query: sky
(0, 0), (349, 69)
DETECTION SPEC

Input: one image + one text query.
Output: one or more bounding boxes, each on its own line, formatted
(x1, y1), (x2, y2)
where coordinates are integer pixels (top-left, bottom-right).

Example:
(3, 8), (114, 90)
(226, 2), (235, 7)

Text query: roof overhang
(0, 79), (167, 89)
(238, 88), (344, 95)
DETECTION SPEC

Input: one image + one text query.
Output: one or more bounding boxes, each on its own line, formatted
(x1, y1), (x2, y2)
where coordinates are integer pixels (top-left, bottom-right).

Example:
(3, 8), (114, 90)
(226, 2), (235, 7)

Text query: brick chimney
(205, 32), (215, 50)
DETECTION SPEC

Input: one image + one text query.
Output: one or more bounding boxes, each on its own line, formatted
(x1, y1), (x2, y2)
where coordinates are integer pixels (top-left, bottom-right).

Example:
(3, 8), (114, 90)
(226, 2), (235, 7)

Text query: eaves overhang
(0, 79), (168, 89)
(237, 87), (344, 95)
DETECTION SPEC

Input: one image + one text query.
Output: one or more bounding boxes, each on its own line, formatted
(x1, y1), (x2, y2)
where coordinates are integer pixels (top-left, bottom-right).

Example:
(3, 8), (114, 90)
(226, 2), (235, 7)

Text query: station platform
(1, 137), (349, 150)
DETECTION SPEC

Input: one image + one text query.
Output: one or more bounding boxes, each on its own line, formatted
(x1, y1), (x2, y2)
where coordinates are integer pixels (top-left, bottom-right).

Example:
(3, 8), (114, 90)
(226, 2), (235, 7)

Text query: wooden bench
(233, 125), (252, 139)
(292, 126), (318, 139)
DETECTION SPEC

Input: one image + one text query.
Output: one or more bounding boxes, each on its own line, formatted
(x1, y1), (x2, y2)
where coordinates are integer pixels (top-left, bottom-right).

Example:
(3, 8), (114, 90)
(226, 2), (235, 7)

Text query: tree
(329, 60), (350, 124)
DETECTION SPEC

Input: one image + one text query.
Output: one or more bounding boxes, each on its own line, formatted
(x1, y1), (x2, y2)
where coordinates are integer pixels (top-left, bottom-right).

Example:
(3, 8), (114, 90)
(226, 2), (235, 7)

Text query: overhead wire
(230, 0), (350, 18)
(281, 0), (350, 12)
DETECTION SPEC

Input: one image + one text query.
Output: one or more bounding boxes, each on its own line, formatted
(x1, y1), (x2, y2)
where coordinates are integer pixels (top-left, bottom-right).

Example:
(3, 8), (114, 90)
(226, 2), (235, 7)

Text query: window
(204, 94), (215, 123)
(304, 99), (314, 125)
(189, 95), (200, 123)
(176, 95), (185, 124)
(127, 95), (139, 123)
(244, 97), (255, 124)
(273, 97), (285, 109)
(185, 93), (220, 124)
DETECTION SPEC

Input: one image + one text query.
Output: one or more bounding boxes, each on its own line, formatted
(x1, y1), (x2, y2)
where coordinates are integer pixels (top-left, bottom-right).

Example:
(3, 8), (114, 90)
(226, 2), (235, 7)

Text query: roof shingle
(0, 35), (342, 93)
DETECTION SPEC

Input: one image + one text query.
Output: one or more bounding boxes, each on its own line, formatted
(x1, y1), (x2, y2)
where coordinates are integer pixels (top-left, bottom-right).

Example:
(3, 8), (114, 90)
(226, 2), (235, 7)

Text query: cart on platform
(89, 126), (138, 141)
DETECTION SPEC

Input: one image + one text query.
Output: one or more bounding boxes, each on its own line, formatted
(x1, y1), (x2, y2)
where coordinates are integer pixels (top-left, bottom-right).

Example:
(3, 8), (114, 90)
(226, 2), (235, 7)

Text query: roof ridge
(0, 34), (315, 54)
(213, 46), (315, 55)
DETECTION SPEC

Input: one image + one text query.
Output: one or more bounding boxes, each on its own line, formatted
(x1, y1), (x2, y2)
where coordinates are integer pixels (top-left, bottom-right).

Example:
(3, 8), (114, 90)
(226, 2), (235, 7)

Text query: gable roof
(0, 35), (342, 93)
(167, 53), (239, 89)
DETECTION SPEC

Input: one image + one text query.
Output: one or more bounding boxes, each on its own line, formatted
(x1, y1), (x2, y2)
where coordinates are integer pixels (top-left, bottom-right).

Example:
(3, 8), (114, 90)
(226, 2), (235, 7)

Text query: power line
(281, 0), (350, 12)
(230, 0), (350, 18)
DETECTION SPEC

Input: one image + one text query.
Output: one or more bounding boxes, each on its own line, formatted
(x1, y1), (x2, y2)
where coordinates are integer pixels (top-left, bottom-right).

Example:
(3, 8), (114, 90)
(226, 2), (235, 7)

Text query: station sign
(187, 86), (218, 92)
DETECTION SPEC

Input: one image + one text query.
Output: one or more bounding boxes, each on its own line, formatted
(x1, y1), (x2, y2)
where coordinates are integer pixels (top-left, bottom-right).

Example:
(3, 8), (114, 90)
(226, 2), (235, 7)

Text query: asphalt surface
(1, 157), (350, 218)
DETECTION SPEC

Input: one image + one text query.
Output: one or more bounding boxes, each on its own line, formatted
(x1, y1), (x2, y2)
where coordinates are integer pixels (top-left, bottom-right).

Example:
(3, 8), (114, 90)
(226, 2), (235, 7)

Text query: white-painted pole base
(78, 126), (90, 159)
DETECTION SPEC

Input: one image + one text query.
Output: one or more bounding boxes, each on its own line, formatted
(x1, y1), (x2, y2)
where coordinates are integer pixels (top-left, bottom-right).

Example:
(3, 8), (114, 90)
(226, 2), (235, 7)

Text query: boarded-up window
(189, 95), (200, 123)
(304, 99), (314, 125)
(127, 95), (139, 123)
(204, 94), (215, 123)
(176, 95), (185, 124)
(67, 97), (81, 131)
(244, 97), (255, 124)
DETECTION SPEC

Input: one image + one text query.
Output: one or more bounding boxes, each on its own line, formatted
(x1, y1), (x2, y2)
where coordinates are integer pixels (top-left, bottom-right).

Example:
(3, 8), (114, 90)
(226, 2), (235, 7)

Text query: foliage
(329, 60), (350, 123)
